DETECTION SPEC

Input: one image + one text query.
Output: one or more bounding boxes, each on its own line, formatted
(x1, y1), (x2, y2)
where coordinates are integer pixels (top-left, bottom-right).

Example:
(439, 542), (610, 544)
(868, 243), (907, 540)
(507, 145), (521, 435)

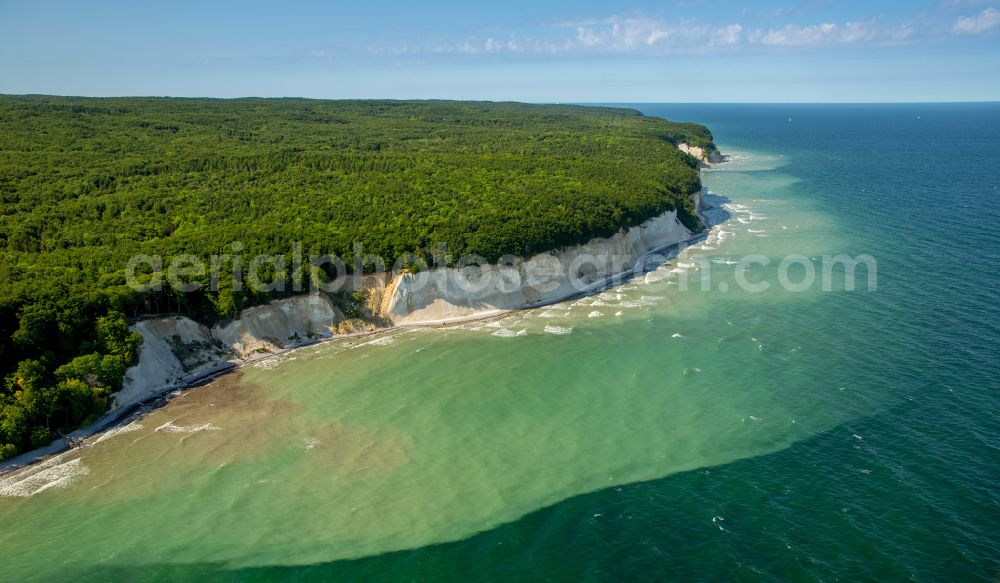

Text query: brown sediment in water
(1, 369), (411, 501)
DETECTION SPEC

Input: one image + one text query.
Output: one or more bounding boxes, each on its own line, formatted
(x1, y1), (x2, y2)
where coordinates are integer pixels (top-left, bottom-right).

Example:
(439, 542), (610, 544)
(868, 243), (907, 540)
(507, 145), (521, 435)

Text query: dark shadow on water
(74, 393), (1000, 582)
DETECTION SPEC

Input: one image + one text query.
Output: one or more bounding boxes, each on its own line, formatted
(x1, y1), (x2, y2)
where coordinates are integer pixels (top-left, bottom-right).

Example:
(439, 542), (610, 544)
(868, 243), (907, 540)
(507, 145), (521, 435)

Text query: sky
(1, 0), (998, 102)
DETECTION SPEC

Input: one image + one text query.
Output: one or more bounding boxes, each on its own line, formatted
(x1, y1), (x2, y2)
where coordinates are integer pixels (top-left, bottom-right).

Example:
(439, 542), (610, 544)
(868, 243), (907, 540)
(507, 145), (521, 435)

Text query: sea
(1, 103), (998, 582)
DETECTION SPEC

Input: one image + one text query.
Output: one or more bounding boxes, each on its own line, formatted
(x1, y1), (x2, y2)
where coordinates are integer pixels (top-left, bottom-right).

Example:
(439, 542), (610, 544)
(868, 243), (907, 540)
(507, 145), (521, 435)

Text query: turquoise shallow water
(1, 104), (998, 581)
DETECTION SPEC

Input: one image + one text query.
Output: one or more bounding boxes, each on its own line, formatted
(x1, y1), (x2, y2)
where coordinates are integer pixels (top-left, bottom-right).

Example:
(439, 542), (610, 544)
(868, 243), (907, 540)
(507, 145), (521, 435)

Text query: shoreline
(387, 226), (711, 327)
(0, 324), (392, 476)
(1, 187), (727, 478)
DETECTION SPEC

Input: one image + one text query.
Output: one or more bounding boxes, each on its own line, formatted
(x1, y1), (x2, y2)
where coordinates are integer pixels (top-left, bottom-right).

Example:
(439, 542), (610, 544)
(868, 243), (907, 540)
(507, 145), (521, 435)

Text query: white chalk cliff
(678, 142), (724, 165)
(383, 203), (700, 325)
(117, 294), (343, 410)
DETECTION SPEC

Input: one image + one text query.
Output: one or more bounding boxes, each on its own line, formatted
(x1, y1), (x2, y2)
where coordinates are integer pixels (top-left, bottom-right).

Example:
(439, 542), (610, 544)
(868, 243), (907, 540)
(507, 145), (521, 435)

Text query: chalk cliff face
(212, 293), (341, 359)
(678, 143), (724, 165)
(117, 294), (343, 410)
(117, 318), (221, 410)
(383, 205), (698, 325)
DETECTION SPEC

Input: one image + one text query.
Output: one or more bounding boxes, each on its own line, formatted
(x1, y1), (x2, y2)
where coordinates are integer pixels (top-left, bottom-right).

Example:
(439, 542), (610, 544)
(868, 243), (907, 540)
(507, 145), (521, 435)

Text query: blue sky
(1, 0), (998, 102)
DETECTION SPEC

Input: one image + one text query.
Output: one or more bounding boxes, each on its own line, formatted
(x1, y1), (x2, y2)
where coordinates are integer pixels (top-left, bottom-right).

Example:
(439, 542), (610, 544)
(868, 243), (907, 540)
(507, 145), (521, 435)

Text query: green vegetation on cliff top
(0, 96), (716, 459)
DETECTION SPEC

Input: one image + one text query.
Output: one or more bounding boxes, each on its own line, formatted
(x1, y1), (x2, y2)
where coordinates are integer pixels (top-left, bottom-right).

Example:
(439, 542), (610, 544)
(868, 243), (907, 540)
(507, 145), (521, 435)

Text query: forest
(0, 95), (717, 459)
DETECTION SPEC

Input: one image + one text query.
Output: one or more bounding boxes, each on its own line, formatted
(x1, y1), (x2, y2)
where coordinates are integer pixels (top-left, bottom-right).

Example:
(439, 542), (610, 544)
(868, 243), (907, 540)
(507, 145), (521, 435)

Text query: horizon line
(2, 93), (998, 105)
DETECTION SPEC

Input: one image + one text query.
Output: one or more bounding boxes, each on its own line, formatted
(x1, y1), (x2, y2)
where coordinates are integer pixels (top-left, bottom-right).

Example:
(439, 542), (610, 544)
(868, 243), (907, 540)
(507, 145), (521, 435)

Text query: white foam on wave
(643, 271), (669, 285)
(590, 291), (654, 309)
(672, 333), (684, 339)
(491, 328), (528, 338)
(155, 421), (221, 434)
(543, 325), (573, 335)
(351, 335), (397, 349)
(0, 457), (90, 497)
(588, 311), (604, 318)
(90, 421), (143, 446)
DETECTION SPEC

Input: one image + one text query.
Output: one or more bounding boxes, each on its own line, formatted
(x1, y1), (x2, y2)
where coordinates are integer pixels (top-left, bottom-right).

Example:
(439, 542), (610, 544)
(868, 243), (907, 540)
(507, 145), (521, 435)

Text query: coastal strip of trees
(0, 96), (717, 458)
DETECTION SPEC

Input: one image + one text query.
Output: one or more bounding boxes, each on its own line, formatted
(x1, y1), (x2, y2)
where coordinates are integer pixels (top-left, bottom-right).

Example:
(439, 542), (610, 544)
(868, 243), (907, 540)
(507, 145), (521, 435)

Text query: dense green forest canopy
(0, 96), (716, 458)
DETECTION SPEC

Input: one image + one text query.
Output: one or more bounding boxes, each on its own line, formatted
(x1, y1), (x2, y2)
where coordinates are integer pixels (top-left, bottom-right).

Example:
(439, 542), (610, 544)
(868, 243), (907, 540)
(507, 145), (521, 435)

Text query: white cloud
(576, 26), (602, 47)
(539, 16), (736, 53)
(952, 7), (1000, 33)
(594, 16), (745, 51)
(373, 8), (978, 59)
(750, 22), (837, 46)
(646, 29), (671, 45)
(745, 17), (919, 47)
(713, 24), (743, 46)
